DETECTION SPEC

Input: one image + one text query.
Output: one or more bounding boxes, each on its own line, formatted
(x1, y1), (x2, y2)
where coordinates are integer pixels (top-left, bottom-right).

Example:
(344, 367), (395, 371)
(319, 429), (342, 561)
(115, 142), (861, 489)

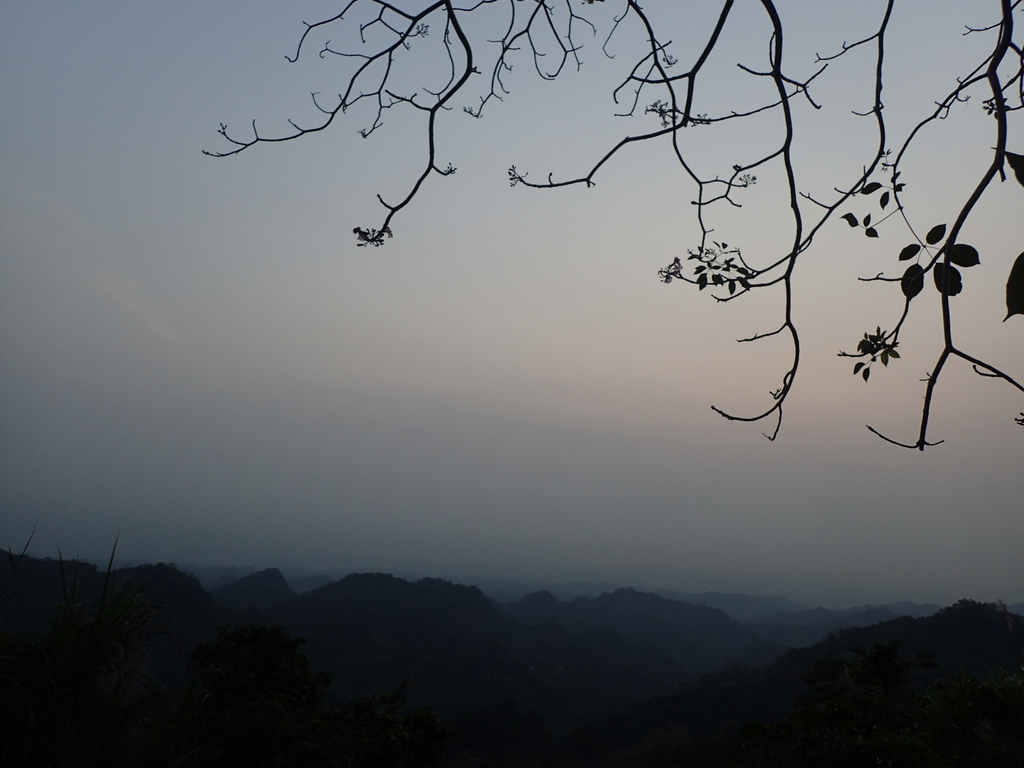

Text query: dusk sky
(2, 0), (1021, 607)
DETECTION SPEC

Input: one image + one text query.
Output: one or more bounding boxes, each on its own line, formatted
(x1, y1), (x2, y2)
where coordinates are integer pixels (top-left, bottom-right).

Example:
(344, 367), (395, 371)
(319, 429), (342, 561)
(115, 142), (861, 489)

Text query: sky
(1, 0), (1022, 607)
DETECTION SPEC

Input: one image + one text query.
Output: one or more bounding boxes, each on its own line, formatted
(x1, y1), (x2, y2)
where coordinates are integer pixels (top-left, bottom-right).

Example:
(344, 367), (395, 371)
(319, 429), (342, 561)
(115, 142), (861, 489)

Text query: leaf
(862, 367), (871, 381)
(1006, 152), (1024, 188)
(854, 362), (865, 374)
(865, 227), (879, 238)
(880, 351), (889, 366)
(901, 264), (925, 299)
(728, 279), (736, 295)
(925, 224), (946, 245)
(697, 273), (708, 290)
(1006, 251), (1024, 320)
(898, 244), (921, 261)
(862, 214), (872, 227)
(888, 349), (900, 359)
(948, 244), (980, 268)
(933, 263), (963, 296)
(879, 191), (890, 209)
(861, 182), (883, 194)
(841, 213), (859, 227)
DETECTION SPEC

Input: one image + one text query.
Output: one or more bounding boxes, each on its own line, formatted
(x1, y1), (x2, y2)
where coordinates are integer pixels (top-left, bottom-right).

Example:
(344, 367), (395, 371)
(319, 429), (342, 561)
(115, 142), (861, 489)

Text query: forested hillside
(3, 552), (1021, 766)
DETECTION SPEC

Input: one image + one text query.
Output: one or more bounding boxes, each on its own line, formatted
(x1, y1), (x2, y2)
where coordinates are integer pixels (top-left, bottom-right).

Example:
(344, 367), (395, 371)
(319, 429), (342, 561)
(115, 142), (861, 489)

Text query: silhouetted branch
(208, 0), (1022, 445)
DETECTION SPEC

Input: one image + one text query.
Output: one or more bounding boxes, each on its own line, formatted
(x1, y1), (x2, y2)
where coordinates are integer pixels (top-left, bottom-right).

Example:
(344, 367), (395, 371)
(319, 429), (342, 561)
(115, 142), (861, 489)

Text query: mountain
(498, 588), (778, 676)
(551, 599), (1024, 768)
(747, 602), (943, 649)
(7, 549), (1019, 766)
(265, 573), (690, 730)
(461, 577), (804, 621)
(211, 567), (295, 609)
(655, 589), (804, 622)
(287, 573), (334, 593)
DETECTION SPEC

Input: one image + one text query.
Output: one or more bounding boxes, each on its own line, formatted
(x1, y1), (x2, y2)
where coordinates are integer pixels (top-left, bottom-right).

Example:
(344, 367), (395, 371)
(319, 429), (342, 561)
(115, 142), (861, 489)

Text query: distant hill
(556, 599), (1024, 767)
(498, 588), (778, 676)
(211, 567), (295, 609)
(265, 573), (690, 730)
(7, 550), (1018, 765)
(464, 577), (804, 621)
(746, 601), (943, 648)
(287, 573), (334, 593)
(655, 589), (804, 622)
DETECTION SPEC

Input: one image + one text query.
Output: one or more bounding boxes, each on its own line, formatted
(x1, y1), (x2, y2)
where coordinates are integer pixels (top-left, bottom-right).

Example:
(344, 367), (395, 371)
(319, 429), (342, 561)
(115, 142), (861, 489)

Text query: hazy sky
(2, 1), (1021, 606)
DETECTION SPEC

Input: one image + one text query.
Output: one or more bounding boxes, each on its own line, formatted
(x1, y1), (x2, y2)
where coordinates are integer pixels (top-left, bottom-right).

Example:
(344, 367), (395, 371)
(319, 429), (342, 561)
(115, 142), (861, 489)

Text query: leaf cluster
(849, 327), (900, 382)
(659, 242), (754, 297)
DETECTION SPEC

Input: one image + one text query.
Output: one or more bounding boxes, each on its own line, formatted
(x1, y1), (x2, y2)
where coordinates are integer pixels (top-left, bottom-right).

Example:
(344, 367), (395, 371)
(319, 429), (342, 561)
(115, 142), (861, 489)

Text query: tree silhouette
(208, 1), (1024, 448)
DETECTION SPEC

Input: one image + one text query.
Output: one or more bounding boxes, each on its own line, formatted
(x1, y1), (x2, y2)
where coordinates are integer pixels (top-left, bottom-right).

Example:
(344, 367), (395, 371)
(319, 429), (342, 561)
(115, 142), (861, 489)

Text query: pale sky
(2, 0), (1021, 607)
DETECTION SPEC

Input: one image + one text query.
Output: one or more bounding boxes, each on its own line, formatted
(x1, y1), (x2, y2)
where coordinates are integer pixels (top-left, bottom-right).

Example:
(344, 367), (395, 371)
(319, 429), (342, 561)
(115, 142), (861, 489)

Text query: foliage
(0, 554), (158, 768)
(1, 556), (450, 768)
(207, 0), (1024, 447)
(739, 640), (1024, 767)
(174, 624), (450, 768)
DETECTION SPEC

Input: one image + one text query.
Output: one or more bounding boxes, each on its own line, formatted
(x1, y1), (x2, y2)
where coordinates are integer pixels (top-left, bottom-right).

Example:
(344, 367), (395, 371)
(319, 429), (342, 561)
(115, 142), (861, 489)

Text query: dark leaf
(862, 367), (871, 381)
(925, 224), (946, 245)
(728, 279), (736, 295)
(880, 351), (889, 366)
(697, 273), (708, 290)
(712, 273), (723, 285)
(901, 264), (925, 299)
(865, 227), (879, 238)
(894, 183), (905, 192)
(888, 349), (900, 359)
(879, 191), (890, 209)
(861, 182), (883, 194)
(1006, 251), (1024, 320)
(898, 244), (921, 261)
(853, 362), (865, 374)
(948, 244), (980, 268)
(841, 213), (859, 227)
(862, 214), (872, 227)
(1006, 152), (1024, 188)
(933, 263), (963, 296)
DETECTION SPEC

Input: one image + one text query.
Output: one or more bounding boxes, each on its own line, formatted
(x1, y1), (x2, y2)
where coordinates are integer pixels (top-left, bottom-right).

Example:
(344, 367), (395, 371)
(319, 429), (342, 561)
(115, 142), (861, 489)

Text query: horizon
(13, 542), (1020, 611)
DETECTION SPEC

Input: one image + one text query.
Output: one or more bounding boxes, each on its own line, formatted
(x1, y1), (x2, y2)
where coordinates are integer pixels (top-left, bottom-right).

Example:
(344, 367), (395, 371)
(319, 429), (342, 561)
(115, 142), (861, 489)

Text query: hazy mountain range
(3, 552), (1022, 766)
